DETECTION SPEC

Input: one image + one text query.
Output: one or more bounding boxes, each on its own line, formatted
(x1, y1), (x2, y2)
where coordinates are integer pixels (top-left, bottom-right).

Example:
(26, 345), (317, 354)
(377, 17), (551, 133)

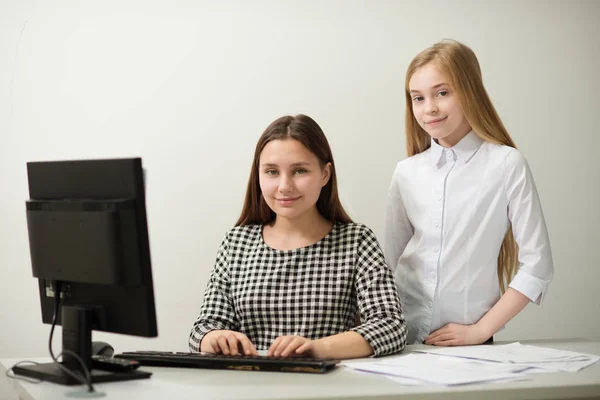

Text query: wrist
(312, 337), (332, 358)
(475, 321), (494, 341)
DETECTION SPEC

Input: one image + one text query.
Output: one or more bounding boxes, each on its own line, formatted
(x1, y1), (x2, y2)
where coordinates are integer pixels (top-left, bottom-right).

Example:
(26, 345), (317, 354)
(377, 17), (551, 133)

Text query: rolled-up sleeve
(188, 235), (240, 352)
(349, 227), (407, 356)
(504, 149), (554, 304)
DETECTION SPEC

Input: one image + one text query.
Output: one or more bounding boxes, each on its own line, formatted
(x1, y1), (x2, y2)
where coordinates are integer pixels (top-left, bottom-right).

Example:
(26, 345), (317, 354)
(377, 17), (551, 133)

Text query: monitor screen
(14, 157), (158, 386)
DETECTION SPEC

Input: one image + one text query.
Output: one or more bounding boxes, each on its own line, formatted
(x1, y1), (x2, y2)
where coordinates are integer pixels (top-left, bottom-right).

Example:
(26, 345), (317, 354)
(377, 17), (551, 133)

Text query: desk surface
(2, 339), (600, 400)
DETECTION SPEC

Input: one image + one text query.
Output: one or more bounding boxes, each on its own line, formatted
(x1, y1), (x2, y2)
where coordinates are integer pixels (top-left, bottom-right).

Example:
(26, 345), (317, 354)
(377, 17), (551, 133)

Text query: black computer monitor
(13, 158), (158, 386)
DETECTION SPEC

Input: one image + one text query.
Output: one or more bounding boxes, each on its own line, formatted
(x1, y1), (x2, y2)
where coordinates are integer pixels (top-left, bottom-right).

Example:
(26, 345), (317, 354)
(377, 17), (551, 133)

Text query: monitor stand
(12, 305), (152, 385)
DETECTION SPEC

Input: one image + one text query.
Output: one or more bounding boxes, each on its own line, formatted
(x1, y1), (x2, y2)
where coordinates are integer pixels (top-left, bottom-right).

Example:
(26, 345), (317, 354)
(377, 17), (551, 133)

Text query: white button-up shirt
(384, 131), (553, 344)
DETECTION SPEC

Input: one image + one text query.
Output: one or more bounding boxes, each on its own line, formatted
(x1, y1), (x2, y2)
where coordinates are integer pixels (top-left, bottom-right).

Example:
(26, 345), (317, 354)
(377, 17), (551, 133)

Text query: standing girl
(385, 40), (553, 346)
(190, 114), (406, 358)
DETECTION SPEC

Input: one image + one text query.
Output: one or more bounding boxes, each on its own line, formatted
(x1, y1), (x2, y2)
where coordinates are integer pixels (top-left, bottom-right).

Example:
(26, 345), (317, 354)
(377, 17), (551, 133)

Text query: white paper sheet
(413, 342), (600, 372)
(343, 353), (530, 385)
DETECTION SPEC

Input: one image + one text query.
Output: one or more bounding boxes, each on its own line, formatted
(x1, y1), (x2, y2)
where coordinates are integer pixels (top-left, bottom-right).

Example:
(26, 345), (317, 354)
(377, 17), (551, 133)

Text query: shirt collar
(429, 130), (484, 166)
(430, 137), (445, 166)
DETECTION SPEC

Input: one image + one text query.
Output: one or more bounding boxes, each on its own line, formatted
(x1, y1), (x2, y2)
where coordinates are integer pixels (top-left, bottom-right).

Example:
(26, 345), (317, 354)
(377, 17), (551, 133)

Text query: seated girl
(189, 114), (406, 359)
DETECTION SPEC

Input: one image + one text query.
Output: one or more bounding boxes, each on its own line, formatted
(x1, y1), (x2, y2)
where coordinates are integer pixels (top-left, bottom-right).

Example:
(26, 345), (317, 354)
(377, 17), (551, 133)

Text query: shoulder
(503, 146), (529, 170)
(393, 150), (430, 175)
(482, 143), (528, 168)
(335, 222), (371, 236)
(481, 144), (533, 195)
(389, 150), (431, 190)
(334, 222), (380, 246)
(333, 224), (386, 270)
(223, 224), (262, 246)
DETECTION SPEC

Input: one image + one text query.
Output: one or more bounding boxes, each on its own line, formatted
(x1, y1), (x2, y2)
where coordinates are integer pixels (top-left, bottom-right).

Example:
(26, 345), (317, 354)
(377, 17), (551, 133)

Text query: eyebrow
(261, 162), (312, 168)
(409, 83), (450, 94)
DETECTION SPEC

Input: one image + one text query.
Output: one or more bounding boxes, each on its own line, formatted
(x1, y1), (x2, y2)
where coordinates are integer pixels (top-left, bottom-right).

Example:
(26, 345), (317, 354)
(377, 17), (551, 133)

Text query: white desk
(2, 339), (600, 400)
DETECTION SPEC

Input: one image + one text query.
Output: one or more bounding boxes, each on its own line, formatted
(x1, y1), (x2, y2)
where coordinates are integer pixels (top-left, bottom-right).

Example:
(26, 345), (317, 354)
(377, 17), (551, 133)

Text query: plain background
(1, 0), (599, 365)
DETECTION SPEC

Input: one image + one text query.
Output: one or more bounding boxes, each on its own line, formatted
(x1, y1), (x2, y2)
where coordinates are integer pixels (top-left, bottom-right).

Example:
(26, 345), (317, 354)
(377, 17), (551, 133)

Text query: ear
(321, 162), (332, 187)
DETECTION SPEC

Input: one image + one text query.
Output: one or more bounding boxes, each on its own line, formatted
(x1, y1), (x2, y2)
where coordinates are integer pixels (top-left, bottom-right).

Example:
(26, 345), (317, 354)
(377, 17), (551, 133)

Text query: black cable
(48, 281), (96, 392)
(4, 281), (97, 393)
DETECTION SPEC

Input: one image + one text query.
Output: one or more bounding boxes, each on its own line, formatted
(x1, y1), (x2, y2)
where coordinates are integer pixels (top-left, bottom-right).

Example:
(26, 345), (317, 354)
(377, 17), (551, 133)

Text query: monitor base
(13, 362), (151, 386)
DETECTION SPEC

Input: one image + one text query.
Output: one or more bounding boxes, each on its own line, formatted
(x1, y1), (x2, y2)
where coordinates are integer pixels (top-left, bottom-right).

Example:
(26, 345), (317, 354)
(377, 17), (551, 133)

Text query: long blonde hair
(405, 39), (518, 293)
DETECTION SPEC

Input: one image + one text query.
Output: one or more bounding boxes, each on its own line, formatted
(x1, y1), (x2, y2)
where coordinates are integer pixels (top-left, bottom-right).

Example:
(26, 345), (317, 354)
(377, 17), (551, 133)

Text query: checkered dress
(189, 222), (406, 357)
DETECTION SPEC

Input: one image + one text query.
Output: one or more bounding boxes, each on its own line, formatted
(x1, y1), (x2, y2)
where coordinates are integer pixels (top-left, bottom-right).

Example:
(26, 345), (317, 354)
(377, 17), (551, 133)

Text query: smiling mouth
(426, 117), (447, 125)
(276, 197), (300, 204)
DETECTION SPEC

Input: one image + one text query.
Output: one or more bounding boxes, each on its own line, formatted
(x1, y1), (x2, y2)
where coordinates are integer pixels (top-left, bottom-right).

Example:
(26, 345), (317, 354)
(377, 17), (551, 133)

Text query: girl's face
(259, 139), (330, 222)
(409, 62), (471, 148)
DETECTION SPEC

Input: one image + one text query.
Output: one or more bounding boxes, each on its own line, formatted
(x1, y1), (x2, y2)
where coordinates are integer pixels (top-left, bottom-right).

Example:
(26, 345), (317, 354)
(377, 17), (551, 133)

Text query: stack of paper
(343, 342), (600, 386)
(414, 342), (600, 373)
(345, 353), (529, 385)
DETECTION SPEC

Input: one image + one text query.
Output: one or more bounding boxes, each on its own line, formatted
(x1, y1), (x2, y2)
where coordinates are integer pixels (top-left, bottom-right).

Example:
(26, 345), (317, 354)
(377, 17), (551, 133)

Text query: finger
(426, 334), (442, 345)
(425, 327), (446, 341)
(208, 337), (220, 354)
(426, 333), (456, 345)
(237, 334), (257, 356)
(217, 335), (231, 355)
(426, 333), (445, 345)
(432, 339), (463, 347)
(280, 338), (304, 358)
(227, 334), (240, 356)
(295, 341), (312, 355)
(432, 334), (462, 346)
(431, 324), (459, 339)
(272, 337), (293, 357)
(273, 337), (294, 357)
(268, 337), (286, 357)
(425, 330), (443, 342)
(268, 337), (282, 357)
(247, 339), (259, 356)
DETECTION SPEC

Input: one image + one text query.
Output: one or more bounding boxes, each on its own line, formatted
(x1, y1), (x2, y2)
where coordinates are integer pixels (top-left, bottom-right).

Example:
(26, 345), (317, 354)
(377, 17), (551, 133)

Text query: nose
(278, 173), (294, 193)
(425, 99), (438, 114)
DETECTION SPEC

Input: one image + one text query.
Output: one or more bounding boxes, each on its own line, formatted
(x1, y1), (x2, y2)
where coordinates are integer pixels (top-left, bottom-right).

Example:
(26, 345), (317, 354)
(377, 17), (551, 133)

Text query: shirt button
(433, 247), (439, 253)
(428, 302), (433, 308)
(437, 195), (442, 201)
(433, 220), (440, 227)
(430, 272), (435, 279)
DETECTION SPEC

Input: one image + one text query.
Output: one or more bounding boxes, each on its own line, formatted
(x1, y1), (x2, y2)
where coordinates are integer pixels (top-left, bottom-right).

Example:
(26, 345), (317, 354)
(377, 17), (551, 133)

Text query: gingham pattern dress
(189, 222), (406, 357)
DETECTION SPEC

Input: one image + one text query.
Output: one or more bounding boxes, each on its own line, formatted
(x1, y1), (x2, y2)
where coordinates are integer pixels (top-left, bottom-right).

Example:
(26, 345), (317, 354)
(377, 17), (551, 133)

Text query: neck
(437, 124), (472, 148)
(271, 207), (330, 235)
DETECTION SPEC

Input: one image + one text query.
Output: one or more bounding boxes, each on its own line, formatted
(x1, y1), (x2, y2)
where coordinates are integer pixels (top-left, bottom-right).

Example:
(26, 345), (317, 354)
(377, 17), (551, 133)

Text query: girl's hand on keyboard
(202, 330), (258, 356)
(268, 336), (322, 358)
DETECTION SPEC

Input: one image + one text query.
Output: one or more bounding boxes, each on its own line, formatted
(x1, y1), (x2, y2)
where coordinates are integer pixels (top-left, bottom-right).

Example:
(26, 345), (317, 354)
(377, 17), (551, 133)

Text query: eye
(265, 170), (278, 176)
(412, 95), (424, 102)
(294, 168), (308, 175)
(437, 90), (449, 97)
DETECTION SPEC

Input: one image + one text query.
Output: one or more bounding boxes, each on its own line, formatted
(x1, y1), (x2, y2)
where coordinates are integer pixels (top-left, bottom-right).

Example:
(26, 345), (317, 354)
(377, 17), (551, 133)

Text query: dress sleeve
(188, 233), (240, 352)
(349, 226), (407, 356)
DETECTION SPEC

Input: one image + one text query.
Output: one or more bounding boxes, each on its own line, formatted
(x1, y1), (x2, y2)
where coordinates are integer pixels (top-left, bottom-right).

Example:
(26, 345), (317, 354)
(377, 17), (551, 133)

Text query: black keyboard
(114, 351), (340, 374)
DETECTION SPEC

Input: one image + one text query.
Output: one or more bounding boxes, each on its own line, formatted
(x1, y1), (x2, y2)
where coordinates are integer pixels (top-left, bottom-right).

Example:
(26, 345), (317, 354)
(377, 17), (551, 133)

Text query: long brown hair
(236, 114), (352, 226)
(405, 40), (518, 293)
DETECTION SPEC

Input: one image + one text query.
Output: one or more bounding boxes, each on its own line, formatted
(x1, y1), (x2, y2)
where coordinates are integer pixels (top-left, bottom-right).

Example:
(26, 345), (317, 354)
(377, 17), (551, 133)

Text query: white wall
(1, 0), (598, 359)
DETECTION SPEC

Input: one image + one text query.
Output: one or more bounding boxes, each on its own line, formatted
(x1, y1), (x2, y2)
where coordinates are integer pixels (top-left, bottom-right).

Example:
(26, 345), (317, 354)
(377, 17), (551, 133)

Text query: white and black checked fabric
(189, 222), (406, 357)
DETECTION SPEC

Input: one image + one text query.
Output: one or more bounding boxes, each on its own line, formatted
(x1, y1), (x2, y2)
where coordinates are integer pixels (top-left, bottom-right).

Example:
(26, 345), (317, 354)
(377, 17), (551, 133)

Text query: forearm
(476, 288), (530, 338)
(313, 331), (374, 359)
